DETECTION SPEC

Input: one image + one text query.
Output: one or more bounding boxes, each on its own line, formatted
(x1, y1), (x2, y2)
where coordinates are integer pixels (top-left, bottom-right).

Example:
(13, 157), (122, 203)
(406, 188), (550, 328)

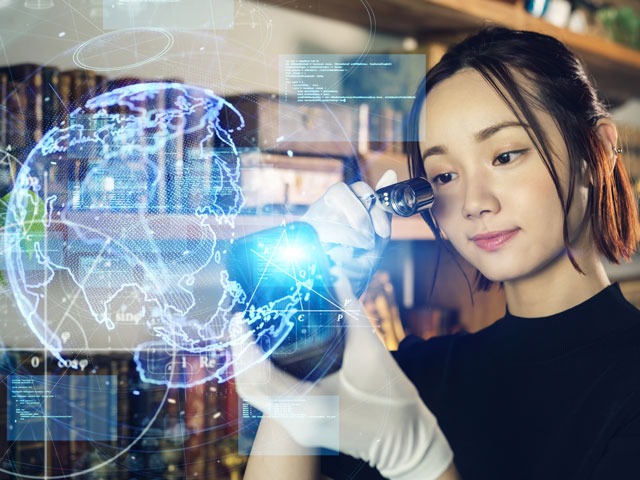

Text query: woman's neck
(503, 242), (611, 318)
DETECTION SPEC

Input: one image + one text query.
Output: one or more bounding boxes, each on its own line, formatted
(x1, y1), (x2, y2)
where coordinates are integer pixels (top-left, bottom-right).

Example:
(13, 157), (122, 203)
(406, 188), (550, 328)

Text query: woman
(235, 27), (640, 479)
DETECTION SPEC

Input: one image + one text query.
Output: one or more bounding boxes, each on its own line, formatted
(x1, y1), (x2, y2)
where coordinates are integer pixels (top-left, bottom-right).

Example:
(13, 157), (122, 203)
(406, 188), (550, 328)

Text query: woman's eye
(431, 172), (457, 185)
(493, 149), (529, 166)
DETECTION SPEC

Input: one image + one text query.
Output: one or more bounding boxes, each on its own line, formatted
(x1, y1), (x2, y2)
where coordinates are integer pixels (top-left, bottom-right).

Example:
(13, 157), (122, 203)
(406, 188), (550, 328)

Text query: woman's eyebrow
(421, 121), (530, 161)
(475, 121), (530, 142)
(422, 145), (447, 161)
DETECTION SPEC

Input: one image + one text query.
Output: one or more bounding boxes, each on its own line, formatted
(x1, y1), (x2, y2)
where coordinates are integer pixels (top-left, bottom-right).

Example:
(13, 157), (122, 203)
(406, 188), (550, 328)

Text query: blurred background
(1, 0), (640, 478)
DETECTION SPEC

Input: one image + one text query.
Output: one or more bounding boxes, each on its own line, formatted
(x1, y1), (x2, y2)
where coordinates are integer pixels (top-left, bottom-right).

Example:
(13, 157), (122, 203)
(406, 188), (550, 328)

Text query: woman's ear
(595, 118), (619, 177)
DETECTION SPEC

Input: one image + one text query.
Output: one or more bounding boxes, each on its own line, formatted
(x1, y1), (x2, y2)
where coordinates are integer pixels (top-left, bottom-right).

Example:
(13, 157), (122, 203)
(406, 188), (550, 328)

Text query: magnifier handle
(354, 192), (383, 213)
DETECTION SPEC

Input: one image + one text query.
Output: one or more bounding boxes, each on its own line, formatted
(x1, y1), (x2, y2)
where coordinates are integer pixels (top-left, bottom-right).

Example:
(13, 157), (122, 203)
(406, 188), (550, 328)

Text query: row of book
(0, 65), (110, 156)
(0, 63), (407, 160)
(0, 63), (357, 215)
(0, 350), (246, 479)
(0, 62), (410, 213)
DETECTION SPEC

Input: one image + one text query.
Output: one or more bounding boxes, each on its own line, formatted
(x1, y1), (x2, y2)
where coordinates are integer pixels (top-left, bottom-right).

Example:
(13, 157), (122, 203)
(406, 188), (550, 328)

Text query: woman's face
(420, 68), (590, 283)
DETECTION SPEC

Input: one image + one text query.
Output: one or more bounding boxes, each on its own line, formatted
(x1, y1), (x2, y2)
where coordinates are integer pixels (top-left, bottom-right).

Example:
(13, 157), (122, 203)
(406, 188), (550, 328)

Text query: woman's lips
(471, 228), (520, 252)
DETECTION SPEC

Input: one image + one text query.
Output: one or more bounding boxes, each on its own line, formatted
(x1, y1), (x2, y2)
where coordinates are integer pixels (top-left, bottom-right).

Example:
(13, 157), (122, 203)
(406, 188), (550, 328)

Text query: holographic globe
(3, 82), (302, 387)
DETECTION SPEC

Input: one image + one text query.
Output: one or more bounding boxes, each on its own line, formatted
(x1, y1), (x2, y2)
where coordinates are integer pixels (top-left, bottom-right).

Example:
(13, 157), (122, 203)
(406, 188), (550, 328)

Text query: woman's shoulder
(394, 326), (487, 362)
(581, 283), (640, 348)
(393, 332), (463, 364)
(391, 332), (468, 398)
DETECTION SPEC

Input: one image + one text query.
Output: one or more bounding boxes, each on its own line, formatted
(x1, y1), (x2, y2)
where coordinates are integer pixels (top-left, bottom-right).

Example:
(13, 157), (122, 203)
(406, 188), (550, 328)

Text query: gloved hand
(230, 271), (453, 480)
(301, 170), (397, 298)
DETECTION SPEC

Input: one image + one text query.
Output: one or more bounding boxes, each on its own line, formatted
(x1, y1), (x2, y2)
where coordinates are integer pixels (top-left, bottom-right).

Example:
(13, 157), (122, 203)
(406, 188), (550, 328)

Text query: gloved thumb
(302, 182), (376, 250)
(375, 169), (397, 190)
(368, 169), (397, 239)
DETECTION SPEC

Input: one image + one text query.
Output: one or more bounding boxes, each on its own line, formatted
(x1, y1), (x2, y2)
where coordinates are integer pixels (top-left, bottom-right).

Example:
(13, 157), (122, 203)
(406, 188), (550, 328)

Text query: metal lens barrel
(376, 177), (434, 217)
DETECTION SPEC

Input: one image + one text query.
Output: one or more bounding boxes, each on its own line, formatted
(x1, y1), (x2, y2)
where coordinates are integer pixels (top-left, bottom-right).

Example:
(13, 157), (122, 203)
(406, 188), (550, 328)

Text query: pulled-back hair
(407, 27), (640, 293)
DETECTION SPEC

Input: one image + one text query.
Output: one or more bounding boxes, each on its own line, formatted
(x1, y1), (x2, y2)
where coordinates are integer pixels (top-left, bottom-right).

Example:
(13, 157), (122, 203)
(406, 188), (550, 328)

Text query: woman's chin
(474, 262), (529, 284)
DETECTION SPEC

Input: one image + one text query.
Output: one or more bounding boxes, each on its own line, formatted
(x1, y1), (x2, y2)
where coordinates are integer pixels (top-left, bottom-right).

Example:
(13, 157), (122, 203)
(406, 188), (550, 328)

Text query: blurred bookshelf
(0, 351), (245, 479)
(0, 62), (433, 241)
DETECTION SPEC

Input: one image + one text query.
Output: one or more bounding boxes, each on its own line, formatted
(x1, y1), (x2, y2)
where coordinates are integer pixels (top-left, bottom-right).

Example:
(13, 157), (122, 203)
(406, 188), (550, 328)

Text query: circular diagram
(72, 27), (174, 72)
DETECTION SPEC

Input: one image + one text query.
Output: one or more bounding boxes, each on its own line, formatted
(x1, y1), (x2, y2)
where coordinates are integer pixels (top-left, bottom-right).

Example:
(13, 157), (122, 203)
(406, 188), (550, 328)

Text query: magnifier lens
(403, 187), (416, 208)
(391, 186), (417, 216)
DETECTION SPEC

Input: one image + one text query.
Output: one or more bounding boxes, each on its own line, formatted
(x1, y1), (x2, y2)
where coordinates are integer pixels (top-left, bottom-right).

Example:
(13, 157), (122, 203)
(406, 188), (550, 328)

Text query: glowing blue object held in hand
(227, 222), (344, 381)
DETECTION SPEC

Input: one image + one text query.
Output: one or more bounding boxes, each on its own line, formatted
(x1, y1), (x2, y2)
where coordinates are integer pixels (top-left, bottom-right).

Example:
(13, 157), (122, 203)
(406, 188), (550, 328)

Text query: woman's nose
(461, 176), (500, 219)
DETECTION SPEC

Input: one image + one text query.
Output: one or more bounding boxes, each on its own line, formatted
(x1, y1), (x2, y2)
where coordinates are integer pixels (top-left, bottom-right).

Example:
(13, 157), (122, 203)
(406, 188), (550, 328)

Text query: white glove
(301, 170), (397, 297)
(230, 272), (453, 480)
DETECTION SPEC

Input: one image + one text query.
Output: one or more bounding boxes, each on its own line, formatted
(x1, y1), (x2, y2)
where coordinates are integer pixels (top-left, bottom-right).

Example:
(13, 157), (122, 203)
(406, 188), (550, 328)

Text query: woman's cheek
(431, 192), (455, 222)
(431, 198), (459, 241)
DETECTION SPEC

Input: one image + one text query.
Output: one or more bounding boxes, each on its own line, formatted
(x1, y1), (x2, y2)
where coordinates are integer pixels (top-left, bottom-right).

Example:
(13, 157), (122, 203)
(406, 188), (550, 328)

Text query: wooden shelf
(56, 212), (295, 240)
(259, 0), (640, 103)
(56, 211), (434, 241)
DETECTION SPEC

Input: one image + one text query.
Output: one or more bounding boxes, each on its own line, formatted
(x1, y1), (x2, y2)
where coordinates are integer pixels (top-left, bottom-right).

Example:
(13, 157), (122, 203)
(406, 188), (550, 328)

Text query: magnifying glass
(374, 177), (434, 217)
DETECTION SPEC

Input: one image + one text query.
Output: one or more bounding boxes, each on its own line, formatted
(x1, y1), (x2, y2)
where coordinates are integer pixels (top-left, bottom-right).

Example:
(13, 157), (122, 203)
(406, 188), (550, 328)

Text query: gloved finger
(369, 204), (391, 239)
(350, 181), (391, 239)
(323, 244), (378, 298)
(329, 269), (398, 391)
(324, 244), (374, 277)
(375, 169), (398, 190)
(349, 180), (374, 199)
(228, 314), (304, 407)
(323, 182), (375, 248)
(369, 170), (397, 239)
(330, 269), (418, 399)
(302, 182), (375, 250)
(330, 268), (384, 350)
(229, 315), (334, 450)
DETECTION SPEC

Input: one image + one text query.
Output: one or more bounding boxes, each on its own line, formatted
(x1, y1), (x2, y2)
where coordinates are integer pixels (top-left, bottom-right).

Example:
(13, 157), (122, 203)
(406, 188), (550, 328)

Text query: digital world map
(3, 82), (312, 388)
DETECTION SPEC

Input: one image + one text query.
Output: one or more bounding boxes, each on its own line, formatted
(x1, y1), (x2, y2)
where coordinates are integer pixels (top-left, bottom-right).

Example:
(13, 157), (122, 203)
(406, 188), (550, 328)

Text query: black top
(321, 283), (640, 479)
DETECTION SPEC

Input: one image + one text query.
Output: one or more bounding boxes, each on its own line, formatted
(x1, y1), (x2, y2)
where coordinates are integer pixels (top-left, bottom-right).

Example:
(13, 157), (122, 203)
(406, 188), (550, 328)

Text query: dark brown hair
(406, 27), (639, 293)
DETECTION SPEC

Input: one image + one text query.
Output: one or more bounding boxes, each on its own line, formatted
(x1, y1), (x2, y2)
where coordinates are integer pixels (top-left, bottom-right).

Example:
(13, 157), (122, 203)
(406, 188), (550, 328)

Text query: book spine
(0, 73), (7, 147)
(163, 85), (184, 213)
(68, 372), (80, 465)
(145, 84), (164, 213)
(204, 381), (221, 478)
(156, 86), (167, 213)
(0, 65), (40, 154)
(30, 69), (44, 144)
(41, 67), (60, 135)
(94, 74), (107, 97)
(57, 71), (72, 127)
(70, 69), (95, 110)
(184, 358), (206, 478)
(117, 358), (130, 480)
(4, 78), (28, 153)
